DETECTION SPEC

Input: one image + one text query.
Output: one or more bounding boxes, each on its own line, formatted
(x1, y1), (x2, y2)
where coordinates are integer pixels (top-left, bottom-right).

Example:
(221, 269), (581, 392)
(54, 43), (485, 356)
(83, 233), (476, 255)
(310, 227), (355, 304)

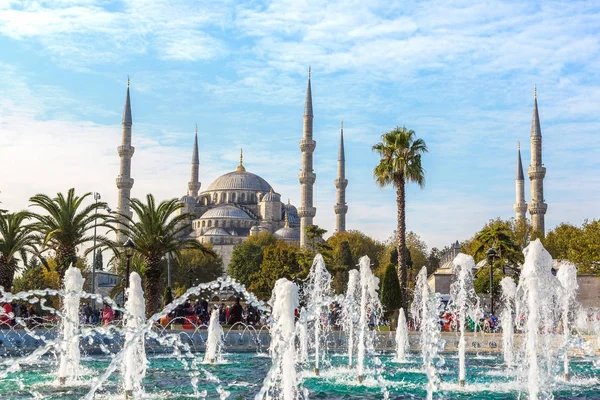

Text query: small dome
(262, 190), (281, 202)
(203, 227), (230, 236)
(274, 227), (300, 241)
(200, 205), (252, 220)
(204, 170), (272, 193)
(180, 195), (196, 204)
(283, 203), (300, 225)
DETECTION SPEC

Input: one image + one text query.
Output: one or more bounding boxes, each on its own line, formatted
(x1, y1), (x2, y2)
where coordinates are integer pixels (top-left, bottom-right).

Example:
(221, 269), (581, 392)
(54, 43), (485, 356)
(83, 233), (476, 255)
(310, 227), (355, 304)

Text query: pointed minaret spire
(298, 66), (317, 247)
(284, 209), (290, 228)
(334, 120), (348, 232)
(188, 124), (201, 197)
(527, 87), (548, 236)
(514, 141), (527, 220)
(116, 77), (135, 244)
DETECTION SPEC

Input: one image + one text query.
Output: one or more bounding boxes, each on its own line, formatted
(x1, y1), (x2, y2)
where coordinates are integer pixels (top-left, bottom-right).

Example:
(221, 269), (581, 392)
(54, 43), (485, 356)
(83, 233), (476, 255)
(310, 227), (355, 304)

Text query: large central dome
(204, 170), (273, 193)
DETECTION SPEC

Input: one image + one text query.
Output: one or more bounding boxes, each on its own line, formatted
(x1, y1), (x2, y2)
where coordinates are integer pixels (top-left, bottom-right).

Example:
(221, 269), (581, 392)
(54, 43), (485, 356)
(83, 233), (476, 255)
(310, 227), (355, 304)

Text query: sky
(0, 0), (599, 252)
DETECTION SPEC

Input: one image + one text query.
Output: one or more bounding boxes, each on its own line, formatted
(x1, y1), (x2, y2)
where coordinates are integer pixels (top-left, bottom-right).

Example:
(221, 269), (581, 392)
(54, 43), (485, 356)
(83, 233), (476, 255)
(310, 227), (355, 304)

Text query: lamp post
(91, 192), (101, 301)
(123, 238), (135, 301)
(486, 247), (498, 315)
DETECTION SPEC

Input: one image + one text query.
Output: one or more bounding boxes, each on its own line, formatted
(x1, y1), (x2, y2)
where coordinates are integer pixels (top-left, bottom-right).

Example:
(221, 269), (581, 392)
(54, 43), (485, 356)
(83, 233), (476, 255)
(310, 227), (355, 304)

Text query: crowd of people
(438, 310), (500, 333)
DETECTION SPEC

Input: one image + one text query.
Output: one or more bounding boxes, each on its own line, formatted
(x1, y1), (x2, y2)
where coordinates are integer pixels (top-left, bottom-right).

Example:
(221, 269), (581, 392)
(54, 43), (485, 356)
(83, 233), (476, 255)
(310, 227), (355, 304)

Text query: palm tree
(28, 188), (113, 278)
(373, 126), (428, 311)
(113, 194), (215, 317)
(0, 212), (38, 291)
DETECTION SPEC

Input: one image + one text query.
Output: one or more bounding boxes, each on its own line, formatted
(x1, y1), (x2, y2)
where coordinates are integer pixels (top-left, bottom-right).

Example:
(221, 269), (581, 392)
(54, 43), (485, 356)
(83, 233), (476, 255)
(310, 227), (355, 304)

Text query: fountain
(204, 307), (224, 364)
(304, 254), (332, 376)
(411, 266), (443, 400)
(500, 276), (517, 367)
(256, 278), (300, 400)
(5, 245), (600, 399)
(57, 266), (85, 385)
(515, 239), (559, 399)
(122, 272), (147, 398)
(356, 255), (381, 383)
(341, 269), (360, 367)
(394, 307), (409, 362)
(450, 253), (480, 386)
(556, 261), (579, 381)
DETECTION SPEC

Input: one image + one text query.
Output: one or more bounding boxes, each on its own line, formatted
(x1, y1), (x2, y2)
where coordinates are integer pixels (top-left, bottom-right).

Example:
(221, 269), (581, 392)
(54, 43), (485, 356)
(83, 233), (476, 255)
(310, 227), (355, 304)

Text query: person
(0, 302), (13, 328)
(102, 303), (114, 326)
(229, 298), (244, 326)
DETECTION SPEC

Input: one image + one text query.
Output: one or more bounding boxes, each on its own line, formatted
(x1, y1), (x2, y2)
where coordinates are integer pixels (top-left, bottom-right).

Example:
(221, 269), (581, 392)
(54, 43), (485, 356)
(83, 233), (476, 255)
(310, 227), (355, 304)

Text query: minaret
(298, 67), (317, 248)
(527, 87), (548, 236)
(334, 121), (348, 232)
(188, 124), (201, 197)
(514, 141), (527, 220)
(116, 77), (135, 244)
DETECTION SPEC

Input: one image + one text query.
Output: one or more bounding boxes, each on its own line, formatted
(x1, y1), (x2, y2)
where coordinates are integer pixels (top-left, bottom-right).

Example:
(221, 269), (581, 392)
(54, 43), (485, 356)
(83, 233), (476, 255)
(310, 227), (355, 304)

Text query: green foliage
(305, 225), (331, 262)
(228, 242), (264, 288)
(93, 250), (103, 271)
(163, 286), (173, 307)
(380, 264), (401, 317)
(0, 211), (37, 291)
(462, 218), (523, 268)
(114, 194), (216, 316)
(473, 264), (506, 297)
(330, 240), (353, 294)
(162, 247), (223, 290)
(328, 230), (385, 272)
(248, 241), (311, 300)
(543, 220), (600, 274)
(28, 188), (114, 278)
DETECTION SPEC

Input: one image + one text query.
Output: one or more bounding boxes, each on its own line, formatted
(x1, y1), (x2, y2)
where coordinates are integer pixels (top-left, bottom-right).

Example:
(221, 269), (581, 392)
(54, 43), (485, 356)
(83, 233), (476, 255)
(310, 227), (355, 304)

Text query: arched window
(231, 192), (236, 202)
(208, 220), (212, 227)
(213, 193), (218, 203)
(241, 193), (245, 202)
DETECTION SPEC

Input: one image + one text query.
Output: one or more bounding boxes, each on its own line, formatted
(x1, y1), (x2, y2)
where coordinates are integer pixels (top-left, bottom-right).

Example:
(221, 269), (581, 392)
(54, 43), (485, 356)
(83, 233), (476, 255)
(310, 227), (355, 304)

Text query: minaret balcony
(117, 145), (135, 157)
(527, 166), (546, 180)
(334, 178), (348, 189)
(116, 176), (134, 189)
(297, 206), (316, 218)
(513, 203), (527, 214)
(298, 172), (316, 185)
(528, 202), (547, 215)
(299, 139), (316, 152)
(334, 204), (348, 214)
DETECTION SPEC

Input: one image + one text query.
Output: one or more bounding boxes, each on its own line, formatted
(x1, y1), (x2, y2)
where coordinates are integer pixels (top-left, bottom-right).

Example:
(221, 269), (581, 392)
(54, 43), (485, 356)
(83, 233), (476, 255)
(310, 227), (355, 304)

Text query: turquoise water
(2, 352), (600, 399)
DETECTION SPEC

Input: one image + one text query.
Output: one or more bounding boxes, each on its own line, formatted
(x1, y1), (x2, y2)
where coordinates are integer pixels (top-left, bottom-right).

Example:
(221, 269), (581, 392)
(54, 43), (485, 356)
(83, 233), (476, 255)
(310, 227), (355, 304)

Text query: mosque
(113, 70), (349, 267)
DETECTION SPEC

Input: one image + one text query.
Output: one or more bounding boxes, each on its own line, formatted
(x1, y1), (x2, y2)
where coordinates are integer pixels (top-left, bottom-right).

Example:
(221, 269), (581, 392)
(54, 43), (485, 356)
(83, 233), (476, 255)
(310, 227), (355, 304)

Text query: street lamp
(91, 192), (101, 300)
(123, 238), (135, 300)
(486, 247), (498, 315)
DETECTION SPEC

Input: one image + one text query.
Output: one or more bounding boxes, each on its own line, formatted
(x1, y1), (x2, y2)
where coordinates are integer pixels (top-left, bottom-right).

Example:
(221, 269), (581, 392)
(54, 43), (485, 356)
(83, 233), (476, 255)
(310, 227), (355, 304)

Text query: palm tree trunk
(0, 255), (16, 292)
(56, 246), (78, 279)
(396, 178), (407, 312)
(144, 255), (163, 318)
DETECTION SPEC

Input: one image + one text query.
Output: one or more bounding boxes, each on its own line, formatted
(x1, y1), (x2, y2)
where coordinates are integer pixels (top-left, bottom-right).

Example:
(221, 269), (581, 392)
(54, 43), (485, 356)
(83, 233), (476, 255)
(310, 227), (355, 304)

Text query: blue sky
(0, 0), (599, 251)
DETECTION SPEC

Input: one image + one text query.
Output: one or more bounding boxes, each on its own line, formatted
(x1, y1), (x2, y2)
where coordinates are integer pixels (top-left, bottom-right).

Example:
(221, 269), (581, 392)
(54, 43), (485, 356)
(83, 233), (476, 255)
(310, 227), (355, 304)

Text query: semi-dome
(203, 227), (230, 236)
(200, 205), (252, 219)
(261, 190), (281, 202)
(274, 227), (300, 241)
(180, 195), (196, 204)
(204, 170), (272, 193)
(283, 203), (300, 225)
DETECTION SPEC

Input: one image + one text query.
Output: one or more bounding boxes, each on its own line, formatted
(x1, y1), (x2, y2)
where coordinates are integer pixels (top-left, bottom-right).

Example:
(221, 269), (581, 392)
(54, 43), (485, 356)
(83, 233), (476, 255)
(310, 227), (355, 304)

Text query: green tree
(248, 241), (311, 300)
(463, 218), (523, 272)
(28, 188), (112, 278)
(228, 232), (276, 288)
(114, 194), (215, 316)
(328, 230), (386, 272)
(427, 247), (442, 275)
(0, 212), (37, 291)
(305, 225), (331, 261)
(543, 220), (600, 274)
(372, 127), (428, 311)
(162, 247), (223, 290)
(380, 263), (401, 319)
(330, 240), (353, 294)
(473, 265), (506, 300)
